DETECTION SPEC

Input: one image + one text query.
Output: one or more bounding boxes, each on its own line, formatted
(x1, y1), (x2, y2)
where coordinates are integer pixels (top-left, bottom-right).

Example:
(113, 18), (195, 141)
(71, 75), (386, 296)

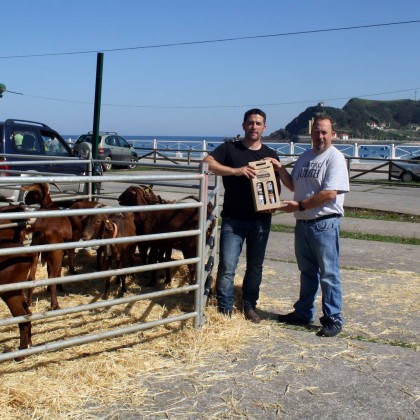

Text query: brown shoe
(244, 309), (261, 324)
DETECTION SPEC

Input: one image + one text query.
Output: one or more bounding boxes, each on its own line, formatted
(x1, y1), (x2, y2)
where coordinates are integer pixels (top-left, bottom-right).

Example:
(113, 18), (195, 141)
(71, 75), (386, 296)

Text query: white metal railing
(0, 164), (219, 362)
(130, 140), (420, 161)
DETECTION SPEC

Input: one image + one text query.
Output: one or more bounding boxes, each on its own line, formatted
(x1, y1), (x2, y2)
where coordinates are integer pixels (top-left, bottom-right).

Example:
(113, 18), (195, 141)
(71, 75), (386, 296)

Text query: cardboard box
(249, 160), (281, 212)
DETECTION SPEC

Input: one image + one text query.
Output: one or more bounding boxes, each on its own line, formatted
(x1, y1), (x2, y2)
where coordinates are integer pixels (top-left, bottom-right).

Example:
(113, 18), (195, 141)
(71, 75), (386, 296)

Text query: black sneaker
(218, 309), (232, 318)
(317, 320), (342, 337)
(277, 312), (313, 326)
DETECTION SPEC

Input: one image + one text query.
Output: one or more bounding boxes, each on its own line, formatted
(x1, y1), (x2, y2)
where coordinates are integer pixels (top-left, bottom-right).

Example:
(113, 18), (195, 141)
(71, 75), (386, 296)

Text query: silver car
(73, 132), (138, 171)
(390, 155), (420, 182)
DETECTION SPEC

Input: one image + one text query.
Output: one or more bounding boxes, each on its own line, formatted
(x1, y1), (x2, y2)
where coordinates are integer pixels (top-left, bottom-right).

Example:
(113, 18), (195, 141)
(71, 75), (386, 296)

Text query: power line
(1, 19), (419, 59)
(9, 87), (420, 109)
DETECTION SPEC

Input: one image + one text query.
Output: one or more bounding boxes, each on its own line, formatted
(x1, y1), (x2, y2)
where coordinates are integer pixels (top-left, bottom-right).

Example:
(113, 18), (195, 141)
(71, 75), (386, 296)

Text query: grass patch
(270, 224), (294, 234)
(344, 207), (420, 223)
(343, 334), (418, 350)
(271, 207), (419, 244)
(271, 224), (420, 246)
(341, 231), (420, 245)
(351, 178), (420, 187)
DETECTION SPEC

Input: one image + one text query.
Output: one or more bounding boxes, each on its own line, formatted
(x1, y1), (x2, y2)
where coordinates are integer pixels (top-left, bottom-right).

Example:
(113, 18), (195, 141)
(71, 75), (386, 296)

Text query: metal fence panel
(0, 162), (219, 362)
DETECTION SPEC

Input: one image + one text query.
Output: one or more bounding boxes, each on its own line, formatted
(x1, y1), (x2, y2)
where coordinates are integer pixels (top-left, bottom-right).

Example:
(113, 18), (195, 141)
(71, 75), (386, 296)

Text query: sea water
(64, 135), (420, 160)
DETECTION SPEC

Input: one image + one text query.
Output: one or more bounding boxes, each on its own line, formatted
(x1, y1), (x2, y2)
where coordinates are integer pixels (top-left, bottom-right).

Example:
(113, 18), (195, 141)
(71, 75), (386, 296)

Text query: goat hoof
(15, 346), (28, 362)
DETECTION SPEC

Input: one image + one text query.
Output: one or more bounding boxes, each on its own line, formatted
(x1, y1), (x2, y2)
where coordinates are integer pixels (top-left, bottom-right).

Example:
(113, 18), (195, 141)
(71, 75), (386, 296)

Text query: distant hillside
(267, 98), (420, 141)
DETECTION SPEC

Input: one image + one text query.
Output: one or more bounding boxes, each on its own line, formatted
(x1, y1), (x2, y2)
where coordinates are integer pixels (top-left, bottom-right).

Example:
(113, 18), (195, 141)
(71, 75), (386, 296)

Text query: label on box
(249, 160), (281, 212)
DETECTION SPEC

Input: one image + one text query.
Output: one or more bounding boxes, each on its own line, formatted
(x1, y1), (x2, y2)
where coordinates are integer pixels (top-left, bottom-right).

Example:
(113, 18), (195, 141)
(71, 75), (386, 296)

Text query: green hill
(267, 98), (420, 141)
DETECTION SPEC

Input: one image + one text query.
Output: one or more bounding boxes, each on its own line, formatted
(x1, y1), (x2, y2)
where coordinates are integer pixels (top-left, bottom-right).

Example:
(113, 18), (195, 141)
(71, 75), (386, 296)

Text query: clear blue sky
(1, 0), (420, 137)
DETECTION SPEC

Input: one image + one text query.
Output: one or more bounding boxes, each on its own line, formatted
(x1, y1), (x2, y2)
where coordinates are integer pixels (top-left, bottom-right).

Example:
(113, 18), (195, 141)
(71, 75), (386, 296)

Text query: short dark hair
(313, 115), (335, 130)
(243, 108), (266, 124)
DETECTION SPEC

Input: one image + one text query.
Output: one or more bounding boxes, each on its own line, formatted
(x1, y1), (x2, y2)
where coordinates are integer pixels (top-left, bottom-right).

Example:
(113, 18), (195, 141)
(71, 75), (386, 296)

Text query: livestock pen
(0, 162), (219, 362)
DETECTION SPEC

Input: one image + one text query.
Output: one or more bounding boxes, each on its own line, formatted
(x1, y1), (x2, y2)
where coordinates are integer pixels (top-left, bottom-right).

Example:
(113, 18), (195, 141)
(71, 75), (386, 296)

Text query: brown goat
(118, 185), (174, 284)
(118, 185), (215, 286)
(0, 205), (33, 359)
(0, 242), (33, 360)
(0, 205), (28, 243)
(21, 184), (108, 307)
(21, 183), (73, 310)
(81, 212), (136, 299)
(67, 200), (105, 273)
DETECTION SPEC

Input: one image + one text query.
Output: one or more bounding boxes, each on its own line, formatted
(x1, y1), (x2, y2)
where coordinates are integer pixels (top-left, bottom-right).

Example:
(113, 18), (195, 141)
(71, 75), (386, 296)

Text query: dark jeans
(216, 216), (271, 313)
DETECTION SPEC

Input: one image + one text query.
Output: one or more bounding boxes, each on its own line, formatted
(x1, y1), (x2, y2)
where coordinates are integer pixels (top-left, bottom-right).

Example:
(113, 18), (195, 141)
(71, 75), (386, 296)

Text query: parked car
(390, 155), (420, 183)
(73, 132), (138, 171)
(0, 119), (90, 202)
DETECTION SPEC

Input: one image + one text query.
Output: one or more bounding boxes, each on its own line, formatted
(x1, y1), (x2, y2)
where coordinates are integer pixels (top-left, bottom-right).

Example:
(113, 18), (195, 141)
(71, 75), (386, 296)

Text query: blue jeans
(216, 216), (271, 313)
(293, 217), (343, 325)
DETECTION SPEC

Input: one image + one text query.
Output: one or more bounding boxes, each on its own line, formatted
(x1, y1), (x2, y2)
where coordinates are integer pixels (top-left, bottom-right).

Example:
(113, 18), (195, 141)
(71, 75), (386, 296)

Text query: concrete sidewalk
(134, 231), (419, 419)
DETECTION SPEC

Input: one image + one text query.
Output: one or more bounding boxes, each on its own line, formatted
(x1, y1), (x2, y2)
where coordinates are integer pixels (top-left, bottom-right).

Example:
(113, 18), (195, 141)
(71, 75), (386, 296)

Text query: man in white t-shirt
(268, 116), (349, 337)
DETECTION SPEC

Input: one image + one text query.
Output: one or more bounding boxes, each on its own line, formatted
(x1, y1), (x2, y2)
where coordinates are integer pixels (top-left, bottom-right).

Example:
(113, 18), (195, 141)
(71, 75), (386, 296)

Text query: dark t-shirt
(209, 140), (279, 219)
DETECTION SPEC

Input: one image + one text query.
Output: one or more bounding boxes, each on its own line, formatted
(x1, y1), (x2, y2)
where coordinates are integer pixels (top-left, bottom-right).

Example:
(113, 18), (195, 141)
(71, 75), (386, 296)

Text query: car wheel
(127, 157), (137, 169)
(401, 172), (413, 183)
(102, 157), (112, 172)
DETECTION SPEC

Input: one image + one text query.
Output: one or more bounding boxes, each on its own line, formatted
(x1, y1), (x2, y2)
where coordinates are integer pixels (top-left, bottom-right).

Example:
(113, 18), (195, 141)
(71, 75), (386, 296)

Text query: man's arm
(282, 190), (337, 213)
(264, 157), (294, 191)
(202, 155), (256, 179)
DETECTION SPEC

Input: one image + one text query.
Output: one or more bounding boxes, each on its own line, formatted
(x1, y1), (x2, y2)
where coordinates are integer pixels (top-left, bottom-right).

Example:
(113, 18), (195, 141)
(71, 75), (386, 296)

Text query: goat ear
(39, 183), (50, 197)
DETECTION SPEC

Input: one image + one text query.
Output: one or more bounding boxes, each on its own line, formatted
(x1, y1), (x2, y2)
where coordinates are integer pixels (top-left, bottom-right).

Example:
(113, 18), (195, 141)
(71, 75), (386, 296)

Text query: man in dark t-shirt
(202, 109), (281, 323)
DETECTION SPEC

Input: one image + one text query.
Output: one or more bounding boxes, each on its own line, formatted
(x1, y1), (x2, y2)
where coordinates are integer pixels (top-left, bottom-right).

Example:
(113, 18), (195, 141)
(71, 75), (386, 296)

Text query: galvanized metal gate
(0, 161), (219, 362)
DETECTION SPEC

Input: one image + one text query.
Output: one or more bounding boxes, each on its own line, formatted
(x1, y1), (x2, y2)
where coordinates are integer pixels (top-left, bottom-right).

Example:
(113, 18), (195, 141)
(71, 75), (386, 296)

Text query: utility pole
(91, 53), (104, 160)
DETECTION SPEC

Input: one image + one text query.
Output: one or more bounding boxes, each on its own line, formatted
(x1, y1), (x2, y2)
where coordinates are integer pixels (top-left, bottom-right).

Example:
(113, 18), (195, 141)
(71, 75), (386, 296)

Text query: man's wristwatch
(298, 201), (306, 211)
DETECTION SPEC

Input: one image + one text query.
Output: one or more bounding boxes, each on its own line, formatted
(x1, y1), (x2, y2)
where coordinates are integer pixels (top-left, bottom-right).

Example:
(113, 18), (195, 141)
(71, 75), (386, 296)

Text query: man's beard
(314, 142), (325, 152)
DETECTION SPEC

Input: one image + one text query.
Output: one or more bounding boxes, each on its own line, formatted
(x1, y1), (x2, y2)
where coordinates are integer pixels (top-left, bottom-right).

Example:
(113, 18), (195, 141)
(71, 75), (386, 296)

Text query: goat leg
(3, 292), (32, 361)
(46, 251), (62, 310)
(26, 253), (39, 307)
(102, 277), (112, 300)
(45, 285), (59, 310)
(118, 275), (127, 295)
(67, 249), (77, 274)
